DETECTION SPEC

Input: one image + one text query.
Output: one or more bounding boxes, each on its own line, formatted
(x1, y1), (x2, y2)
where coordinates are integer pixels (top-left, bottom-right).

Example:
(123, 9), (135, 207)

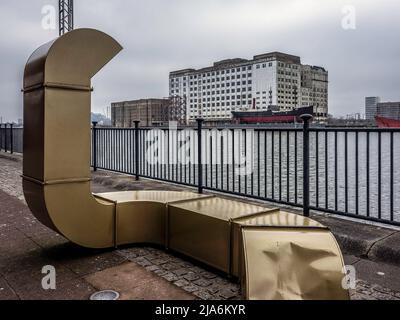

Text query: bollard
(196, 119), (204, 194)
(134, 121), (140, 181)
(301, 114), (313, 217)
(92, 122), (98, 171)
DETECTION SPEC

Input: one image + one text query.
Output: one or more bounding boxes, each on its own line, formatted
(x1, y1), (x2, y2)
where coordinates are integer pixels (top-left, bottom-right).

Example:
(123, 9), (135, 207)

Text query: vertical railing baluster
(167, 129), (170, 181)
(258, 131), (261, 197)
(345, 131), (348, 213)
(226, 131), (229, 192)
(390, 132), (394, 222)
(295, 131), (298, 204)
(325, 131), (328, 209)
(244, 130), (247, 194)
(92, 122), (98, 171)
(335, 131), (338, 212)
(355, 131), (359, 216)
(134, 121), (140, 180)
(279, 131), (282, 201)
(287, 131), (290, 203)
(197, 119), (203, 194)
(232, 129), (235, 193)
(4, 123), (8, 153)
(265, 131), (268, 199)
(366, 132), (370, 218)
(301, 114), (312, 217)
(221, 133), (224, 190)
(10, 123), (14, 154)
(271, 131), (275, 200)
(210, 134), (213, 189)
(378, 131), (382, 220)
(316, 131), (319, 208)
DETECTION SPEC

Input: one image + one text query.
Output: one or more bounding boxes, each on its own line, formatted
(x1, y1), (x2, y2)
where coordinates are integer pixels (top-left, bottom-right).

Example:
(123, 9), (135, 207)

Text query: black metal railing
(0, 124), (23, 154)
(91, 119), (400, 227)
(2, 121), (399, 226)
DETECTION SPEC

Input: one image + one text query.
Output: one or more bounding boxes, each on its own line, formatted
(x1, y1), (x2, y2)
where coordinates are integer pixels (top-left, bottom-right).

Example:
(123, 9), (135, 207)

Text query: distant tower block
(59, 0), (74, 36)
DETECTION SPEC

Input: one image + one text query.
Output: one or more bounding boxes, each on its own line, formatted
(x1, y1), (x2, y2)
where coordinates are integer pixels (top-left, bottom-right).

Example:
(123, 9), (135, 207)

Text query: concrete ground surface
(1, 152), (400, 300)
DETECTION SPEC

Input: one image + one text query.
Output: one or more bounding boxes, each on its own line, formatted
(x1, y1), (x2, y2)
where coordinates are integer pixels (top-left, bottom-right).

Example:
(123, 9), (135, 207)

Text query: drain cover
(90, 290), (120, 301)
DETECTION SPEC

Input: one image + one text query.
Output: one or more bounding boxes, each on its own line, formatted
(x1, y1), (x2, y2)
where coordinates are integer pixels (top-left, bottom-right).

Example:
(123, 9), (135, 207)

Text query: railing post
(196, 118), (204, 194)
(4, 123), (8, 153)
(9, 123), (14, 154)
(301, 114), (313, 217)
(92, 122), (98, 171)
(134, 121), (140, 181)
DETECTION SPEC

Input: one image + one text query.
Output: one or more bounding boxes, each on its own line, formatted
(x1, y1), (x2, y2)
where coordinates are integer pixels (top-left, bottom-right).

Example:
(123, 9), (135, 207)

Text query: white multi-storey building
(169, 52), (328, 123)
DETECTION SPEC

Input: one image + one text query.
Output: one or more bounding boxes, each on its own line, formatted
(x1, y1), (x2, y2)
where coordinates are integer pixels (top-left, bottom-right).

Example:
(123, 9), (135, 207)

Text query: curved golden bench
(22, 28), (349, 300)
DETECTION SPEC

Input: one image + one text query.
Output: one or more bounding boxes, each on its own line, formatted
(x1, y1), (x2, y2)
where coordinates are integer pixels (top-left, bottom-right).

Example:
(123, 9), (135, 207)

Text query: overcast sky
(0, 0), (399, 122)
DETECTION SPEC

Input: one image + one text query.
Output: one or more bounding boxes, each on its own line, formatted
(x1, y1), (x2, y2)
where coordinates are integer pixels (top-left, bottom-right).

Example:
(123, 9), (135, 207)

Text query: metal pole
(134, 121), (140, 181)
(92, 122), (98, 171)
(301, 114), (313, 217)
(197, 119), (204, 194)
(10, 123), (14, 154)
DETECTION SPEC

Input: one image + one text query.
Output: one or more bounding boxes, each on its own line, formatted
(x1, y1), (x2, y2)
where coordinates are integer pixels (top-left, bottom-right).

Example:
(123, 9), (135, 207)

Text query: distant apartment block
(111, 98), (187, 128)
(377, 102), (400, 120)
(111, 99), (170, 128)
(169, 52), (328, 123)
(365, 97), (381, 120)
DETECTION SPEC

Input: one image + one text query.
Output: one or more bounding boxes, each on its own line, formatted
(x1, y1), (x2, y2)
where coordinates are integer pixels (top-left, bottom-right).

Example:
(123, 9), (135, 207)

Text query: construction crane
(59, 0), (74, 36)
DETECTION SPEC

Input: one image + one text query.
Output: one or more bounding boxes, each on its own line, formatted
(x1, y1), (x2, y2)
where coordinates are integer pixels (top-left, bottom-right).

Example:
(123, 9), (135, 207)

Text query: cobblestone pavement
(1, 154), (400, 300)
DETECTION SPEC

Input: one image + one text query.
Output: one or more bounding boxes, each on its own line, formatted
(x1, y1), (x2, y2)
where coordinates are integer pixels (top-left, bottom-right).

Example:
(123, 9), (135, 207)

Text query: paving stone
(173, 268), (189, 276)
(194, 279), (212, 287)
(206, 286), (221, 294)
(133, 257), (152, 268)
(154, 269), (168, 276)
(183, 285), (200, 293)
(201, 271), (217, 279)
(162, 272), (179, 282)
(145, 265), (160, 272)
(152, 258), (169, 265)
(174, 279), (190, 288)
(218, 289), (239, 300)
(163, 263), (181, 271)
(184, 272), (200, 281)
(193, 290), (216, 300)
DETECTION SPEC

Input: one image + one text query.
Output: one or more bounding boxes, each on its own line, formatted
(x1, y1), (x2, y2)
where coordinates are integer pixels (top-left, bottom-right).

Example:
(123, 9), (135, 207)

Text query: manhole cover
(90, 290), (120, 301)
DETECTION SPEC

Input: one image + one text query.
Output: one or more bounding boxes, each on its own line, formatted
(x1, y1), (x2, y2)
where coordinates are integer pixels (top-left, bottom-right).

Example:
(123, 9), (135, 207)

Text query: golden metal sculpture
(23, 28), (349, 300)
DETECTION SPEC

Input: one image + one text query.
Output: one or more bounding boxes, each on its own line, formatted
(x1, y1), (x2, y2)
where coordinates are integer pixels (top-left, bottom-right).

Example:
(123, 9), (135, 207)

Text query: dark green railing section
(0, 124), (23, 154)
(91, 120), (400, 227)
